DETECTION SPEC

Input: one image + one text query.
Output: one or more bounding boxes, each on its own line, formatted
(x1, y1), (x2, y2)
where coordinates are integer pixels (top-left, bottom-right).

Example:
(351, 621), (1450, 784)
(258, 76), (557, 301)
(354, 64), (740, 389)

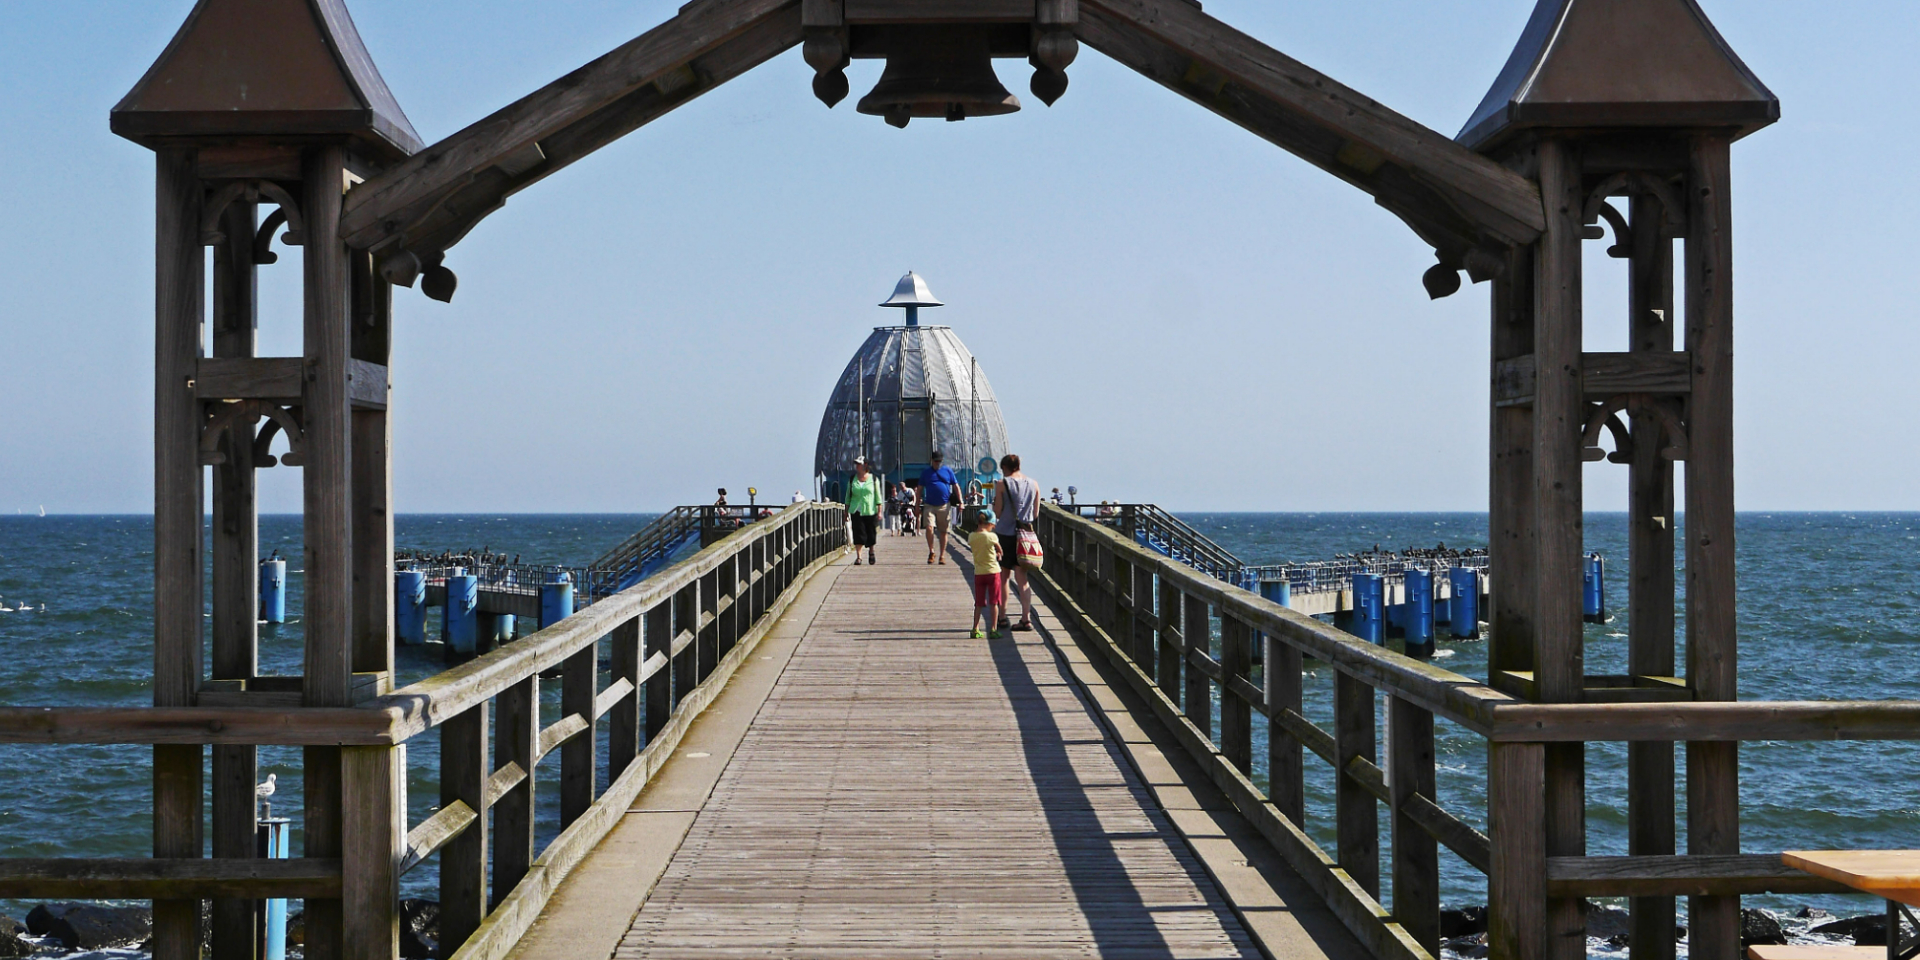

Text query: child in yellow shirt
(968, 511), (1004, 639)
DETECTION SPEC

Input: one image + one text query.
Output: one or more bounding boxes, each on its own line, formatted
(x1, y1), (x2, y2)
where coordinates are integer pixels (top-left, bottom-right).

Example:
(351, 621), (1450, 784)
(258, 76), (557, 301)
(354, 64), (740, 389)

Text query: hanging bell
(856, 27), (1020, 129)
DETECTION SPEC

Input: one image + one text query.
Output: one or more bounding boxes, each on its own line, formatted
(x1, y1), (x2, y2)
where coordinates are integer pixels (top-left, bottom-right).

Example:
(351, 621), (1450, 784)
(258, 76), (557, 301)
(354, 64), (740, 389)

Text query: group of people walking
(840, 450), (1041, 636)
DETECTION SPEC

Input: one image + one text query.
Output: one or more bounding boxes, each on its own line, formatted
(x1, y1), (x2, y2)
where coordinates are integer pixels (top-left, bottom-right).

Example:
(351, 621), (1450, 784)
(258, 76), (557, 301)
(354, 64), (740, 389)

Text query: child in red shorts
(968, 511), (1004, 639)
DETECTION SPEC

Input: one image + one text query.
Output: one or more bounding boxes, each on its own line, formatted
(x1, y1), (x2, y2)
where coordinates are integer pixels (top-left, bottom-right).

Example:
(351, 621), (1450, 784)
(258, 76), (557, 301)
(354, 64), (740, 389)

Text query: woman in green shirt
(846, 457), (881, 565)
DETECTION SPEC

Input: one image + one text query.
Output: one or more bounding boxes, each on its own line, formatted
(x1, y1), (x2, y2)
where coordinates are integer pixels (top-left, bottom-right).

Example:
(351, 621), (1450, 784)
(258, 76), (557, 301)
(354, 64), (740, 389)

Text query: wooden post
(1627, 188), (1679, 960)
(439, 706), (488, 959)
(1111, 553), (1132, 647)
(1132, 565), (1157, 670)
(561, 639), (597, 828)
(609, 619), (641, 779)
(1685, 133), (1741, 960)
(1535, 138), (1588, 960)
(210, 197), (260, 960)
(342, 746), (400, 960)
(1489, 241), (1536, 677)
(1219, 616), (1252, 774)
(1488, 741), (1547, 960)
(1182, 594), (1212, 738)
(673, 585), (697, 711)
(1156, 579), (1183, 699)
(1334, 672), (1378, 897)
(302, 143), (355, 960)
(1389, 696), (1440, 955)
(351, 249), (393, 680)
(1265, 634), (1304, 826)
(697, 569), (719, 682)
(152, 147), (205, 960)
(646, 602), (672, 741)
(492, 676), (537, 906)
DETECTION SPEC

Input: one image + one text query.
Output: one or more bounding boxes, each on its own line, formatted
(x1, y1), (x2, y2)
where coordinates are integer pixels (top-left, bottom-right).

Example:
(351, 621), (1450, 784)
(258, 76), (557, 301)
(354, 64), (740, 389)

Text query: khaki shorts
(921, 506), (951, 535)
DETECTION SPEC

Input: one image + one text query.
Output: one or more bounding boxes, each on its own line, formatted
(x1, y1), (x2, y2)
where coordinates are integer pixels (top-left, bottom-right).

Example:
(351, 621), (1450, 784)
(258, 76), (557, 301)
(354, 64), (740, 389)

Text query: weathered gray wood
(400, 802), (476, 877)
(210, 194), (260, 960)
(1583, 352), (1691, 396)
(844, 0), (1030, 21)
(1132, 564), (1157, 669)
(0, 705), (400, 744)
(645, 602), (672, 742)
(1389, 697), (1439, 955)
(0, 858), (342, 899)
(305, 744), (344, 960)
(350, 264), (394, 678)
(1546, 855), (1850, 898)
(1627, 186), (1679, 960)
(1488, 741), (1546, 960)
(342, 746), (401, 960)
(1074, 0), (1543, 253)
(152, 147), (206, 960)
(1183, 593), (1212, 738)
(1335, 671), (1378, 898)
(1156, 578), (1183, 698)
(1267, 635), (1305, 826)
(493, 676), (537, 908)
(340, 0), (800, 254)
(560, 640), (597, 828)
(609, 619), (641, 777)
(1489, 243), (1537, 678)
(673, 584), (697, 708)
(439, 705), (488, 960)
(305, 144), (355, 709)
(195, 357), (303, 401)
(1219, 615), (1252, 774)
(1685, 133), (1740, 960)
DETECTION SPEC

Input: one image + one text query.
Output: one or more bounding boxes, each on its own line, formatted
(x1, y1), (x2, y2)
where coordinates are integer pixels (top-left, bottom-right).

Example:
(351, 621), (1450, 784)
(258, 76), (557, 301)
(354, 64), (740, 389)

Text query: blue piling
(445, 569), (478, 654)
(1583, 554), (1607, 624)
(395, 570), (427, 644)
(259, 814), (290, 960)
(258, 559), (286, 624)
(1404, 568), (1435, 658)
(541, 574), (575, 628)
(1350, 573), (1385, 644)
(490, 614), (516, 646)
(1259, 580), (1291, 610)
(1448, 567), (1480, 639)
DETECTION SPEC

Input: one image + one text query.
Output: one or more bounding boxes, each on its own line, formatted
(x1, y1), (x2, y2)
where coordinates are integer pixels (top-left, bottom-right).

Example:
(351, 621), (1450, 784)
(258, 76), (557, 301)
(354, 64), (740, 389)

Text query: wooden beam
(1546, 855), (1850, 898)
(400, 802), (477, 878)
(438, 706), (488, 960)
(1076, 0), (1543, 258)
(342, 746), (401, 960)
(1389, 697), (1440, 955)
(1335, 671), (1378, 898)
(491, 676), (537, 908)
(339, 0), (802, 258)
(0, 858), (342, 900)
(1488, 741), (1546, 960)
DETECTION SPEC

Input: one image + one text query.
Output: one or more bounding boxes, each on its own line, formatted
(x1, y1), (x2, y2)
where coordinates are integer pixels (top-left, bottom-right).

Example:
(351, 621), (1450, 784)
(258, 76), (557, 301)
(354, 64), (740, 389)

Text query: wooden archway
(336, 0), (1546, 296)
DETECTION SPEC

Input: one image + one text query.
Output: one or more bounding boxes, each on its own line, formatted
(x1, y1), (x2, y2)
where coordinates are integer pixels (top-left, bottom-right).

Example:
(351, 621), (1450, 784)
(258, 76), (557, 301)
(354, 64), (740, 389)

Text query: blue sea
(1, 512), (1916, 938)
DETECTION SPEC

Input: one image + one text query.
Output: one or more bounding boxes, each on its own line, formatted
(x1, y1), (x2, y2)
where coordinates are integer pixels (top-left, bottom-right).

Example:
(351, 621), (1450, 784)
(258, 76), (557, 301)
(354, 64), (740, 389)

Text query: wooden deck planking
(616, 534), (1261, 959)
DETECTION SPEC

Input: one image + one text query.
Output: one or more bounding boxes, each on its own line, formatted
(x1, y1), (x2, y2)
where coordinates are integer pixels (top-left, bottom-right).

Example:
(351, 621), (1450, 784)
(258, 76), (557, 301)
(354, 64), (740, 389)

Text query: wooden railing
(0, 501), (848, 960)
(1032, 505), (1920, 960)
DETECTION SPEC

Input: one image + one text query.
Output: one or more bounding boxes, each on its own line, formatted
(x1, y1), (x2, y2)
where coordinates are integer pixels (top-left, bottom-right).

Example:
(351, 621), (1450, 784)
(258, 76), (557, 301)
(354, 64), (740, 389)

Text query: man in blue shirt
(917, 451), (959, 564)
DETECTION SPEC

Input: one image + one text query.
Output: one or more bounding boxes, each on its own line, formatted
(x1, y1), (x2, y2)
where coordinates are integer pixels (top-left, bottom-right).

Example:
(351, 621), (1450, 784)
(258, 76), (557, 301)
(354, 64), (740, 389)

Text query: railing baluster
(609, 618), (641, 777)
(698, 569), (719, 681)
(439, 705), (488, 959)
(645, 602), (672, 741)
(491, 676), (537, 906)
(1266, 633), (1305, 826)
(1335, 671), (1380, 897)
(1219, 615), (1252, 773)
(1110, 551), (1131, 650)
(1389, 694), (1441, 954)
(673, 584), (698, 708)
(560, 638), (597, 828)
(1157, 579), (1183, 701)
(1183, 594), (1212, 738)
(1132, 564), (1157, 671)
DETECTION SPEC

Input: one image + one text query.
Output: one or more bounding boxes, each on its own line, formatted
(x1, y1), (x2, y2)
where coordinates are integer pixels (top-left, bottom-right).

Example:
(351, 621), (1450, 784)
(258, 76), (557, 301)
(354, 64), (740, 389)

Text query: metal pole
(970, 356), (978, 479)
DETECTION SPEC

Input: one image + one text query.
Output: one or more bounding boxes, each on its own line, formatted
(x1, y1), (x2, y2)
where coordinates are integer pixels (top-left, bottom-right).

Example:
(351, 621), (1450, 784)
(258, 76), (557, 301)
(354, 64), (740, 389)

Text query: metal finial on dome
(880, 271), (943, 309)
(879, 271), (943, 327)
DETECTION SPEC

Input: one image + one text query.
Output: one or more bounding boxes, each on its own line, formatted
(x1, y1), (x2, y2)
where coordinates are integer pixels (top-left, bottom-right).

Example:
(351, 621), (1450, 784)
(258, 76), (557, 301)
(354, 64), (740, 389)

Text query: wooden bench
(1748, 947), (1885, 960)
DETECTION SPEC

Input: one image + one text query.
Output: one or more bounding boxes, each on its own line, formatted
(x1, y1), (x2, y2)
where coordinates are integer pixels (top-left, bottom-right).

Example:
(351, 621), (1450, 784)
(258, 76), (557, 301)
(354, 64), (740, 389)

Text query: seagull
(256, 774), (277, 800)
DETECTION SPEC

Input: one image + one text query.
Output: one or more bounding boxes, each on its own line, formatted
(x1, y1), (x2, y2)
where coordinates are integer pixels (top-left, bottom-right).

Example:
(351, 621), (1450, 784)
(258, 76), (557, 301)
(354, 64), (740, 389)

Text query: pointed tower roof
(1458, 0), (1777, 151)
(111, 0), (421, 159)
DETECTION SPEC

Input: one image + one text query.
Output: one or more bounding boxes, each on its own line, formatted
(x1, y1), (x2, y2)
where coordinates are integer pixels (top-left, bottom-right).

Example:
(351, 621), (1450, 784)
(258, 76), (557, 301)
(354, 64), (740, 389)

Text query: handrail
(1033, 504), (1920, 960)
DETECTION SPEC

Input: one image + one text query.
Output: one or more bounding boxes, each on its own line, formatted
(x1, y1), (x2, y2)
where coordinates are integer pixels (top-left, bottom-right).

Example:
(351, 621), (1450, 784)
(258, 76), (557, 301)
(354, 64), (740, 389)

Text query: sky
(1, 0), (1916, 514)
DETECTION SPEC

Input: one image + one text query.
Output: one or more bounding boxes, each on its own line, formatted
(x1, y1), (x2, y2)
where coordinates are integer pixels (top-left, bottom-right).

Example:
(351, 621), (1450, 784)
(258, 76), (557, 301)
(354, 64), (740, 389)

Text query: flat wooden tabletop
(1782, 851), (1920, 906)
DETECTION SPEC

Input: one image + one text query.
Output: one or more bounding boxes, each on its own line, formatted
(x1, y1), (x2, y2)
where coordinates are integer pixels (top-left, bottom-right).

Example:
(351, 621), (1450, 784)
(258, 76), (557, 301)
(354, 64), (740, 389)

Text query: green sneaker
(970, 629), (985, 639)
(987, 630), (1003, 639)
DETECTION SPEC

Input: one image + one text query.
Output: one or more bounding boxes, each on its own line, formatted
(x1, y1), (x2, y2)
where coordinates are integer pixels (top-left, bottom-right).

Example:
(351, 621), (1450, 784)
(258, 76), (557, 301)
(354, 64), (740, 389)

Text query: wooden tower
(1465, 1), (1777, 958)
(112, 1), (420, 957)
